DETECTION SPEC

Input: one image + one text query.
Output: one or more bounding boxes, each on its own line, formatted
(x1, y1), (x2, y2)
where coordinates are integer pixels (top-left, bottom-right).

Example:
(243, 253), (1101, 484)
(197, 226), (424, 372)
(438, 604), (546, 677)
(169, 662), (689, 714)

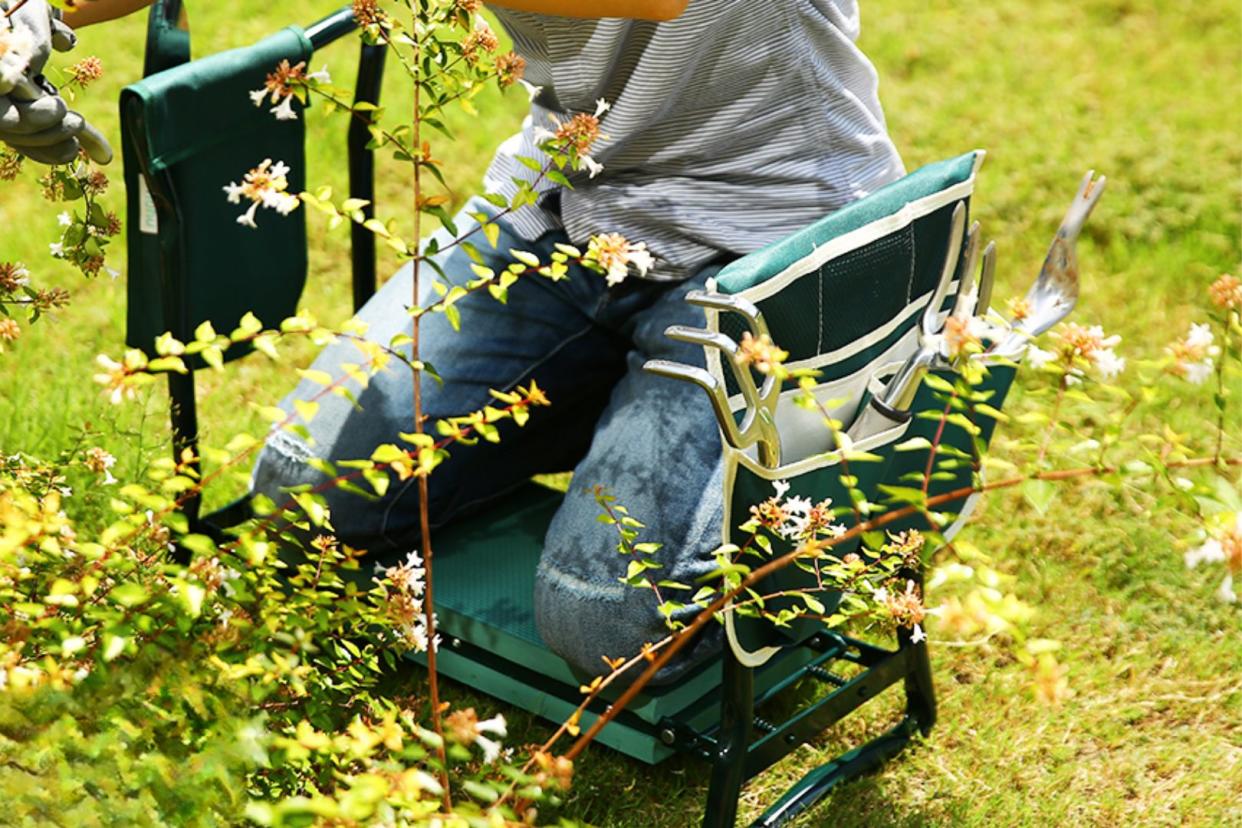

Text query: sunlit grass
(0, 1), (1237, 825)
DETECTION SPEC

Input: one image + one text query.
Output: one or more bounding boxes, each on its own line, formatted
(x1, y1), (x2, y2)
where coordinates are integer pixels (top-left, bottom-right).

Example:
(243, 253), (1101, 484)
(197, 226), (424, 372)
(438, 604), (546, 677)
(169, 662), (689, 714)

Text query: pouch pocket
(721, 418), (912, 666)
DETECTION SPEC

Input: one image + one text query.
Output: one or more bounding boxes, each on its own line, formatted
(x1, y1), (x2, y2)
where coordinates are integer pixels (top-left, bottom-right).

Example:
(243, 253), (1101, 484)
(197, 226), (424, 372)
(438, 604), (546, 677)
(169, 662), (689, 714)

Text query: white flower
(910, 623), (927, 644)
(586, 233), (654, 285)
(582, 155), (605, 178)
(475, 734), (502, 763)
(270, 192), (299, 214)
(250, 59), (314, 120)
(271, 95), (297, 121)
(375, 549), (427, 596)
(773, 479), (791, 499)
(780, 495), (813, 540)
(93, 353), (134, 405)
(1025, 344), (1055, 369)
(1186, 323), (1212, 349)
(1093, 348), (1126, 380)
(594, 98), (611, 117)
(223, 158), (300, 228)
(0, 263), (29, 287)
(472, 713), (507, 763)
(1039, 322), (1125, 380)
(531, 125), (556, 145)
(57, 212), (72, 227)
(0, 27), (35, 91)
(475, 713), (507, 737)
(1167, 322), (1219, 385)
(518, 79), (543, 102)
(236, 202), (259, 228)
(49, 241), (64, 257)
(872, 586), (889, 605)
(1091, 326), (1120, 350)
(939, 312), (1001, 361)
(1217, 574), (1237, 604)
(1183, 360), (1214, 385)
(1185, 514), (1242, 602)
(85, 447), (118, 485)
(628, 246), (654, 277)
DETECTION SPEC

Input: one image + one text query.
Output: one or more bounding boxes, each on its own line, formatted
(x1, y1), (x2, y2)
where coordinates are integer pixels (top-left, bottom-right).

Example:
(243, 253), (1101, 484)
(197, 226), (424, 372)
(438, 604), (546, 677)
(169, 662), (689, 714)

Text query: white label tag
(138, 175), (159, 235)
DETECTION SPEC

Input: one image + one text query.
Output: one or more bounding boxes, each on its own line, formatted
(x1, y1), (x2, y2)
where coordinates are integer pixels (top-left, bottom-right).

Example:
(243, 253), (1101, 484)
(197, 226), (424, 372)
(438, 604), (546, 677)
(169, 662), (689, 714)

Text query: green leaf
(102, 633), (128, 661)
(444, 303), (461, 331)
(180, 533), (217, 556)
(201, 346), (224, 370)
(923, 373), (957, 394)
(482, 220), (500, 249)
(194, 320), (217, 342)
(1022, 479), (1057, 515)
(510, 248), (541, 267)
(109, 582), (150, 608)
(462, 780), (499, 803)
(293, 399), (320, 423)
(877, 484), (928, 507)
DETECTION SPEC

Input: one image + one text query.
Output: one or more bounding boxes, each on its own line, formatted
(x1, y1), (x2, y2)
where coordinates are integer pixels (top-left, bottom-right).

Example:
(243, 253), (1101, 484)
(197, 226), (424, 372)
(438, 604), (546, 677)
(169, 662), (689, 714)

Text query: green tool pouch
(121, 14), (312, 366)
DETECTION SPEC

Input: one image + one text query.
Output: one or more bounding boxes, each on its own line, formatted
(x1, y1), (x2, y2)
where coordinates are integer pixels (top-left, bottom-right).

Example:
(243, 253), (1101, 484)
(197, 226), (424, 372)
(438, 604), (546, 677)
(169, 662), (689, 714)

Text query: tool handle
(845, 395), (911, 442)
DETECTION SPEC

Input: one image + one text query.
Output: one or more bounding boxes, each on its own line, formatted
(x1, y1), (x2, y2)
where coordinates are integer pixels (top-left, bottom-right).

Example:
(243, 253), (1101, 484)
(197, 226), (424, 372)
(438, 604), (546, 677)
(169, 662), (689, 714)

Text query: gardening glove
(0, 0), (112, 164)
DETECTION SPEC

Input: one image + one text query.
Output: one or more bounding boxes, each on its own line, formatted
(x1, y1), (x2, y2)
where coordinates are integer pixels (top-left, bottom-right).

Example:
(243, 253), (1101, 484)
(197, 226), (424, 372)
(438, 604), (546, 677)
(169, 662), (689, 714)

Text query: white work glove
(0, 0), (112, 164)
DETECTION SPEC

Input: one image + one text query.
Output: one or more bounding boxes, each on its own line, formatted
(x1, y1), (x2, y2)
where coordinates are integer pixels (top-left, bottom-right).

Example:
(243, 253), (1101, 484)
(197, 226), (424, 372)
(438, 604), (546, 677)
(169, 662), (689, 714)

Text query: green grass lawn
(1, 1), (1239, 825)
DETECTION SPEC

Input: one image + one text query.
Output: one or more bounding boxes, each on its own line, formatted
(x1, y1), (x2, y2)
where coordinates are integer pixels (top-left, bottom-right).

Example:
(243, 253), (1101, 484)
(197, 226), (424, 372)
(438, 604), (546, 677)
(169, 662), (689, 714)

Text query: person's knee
(533, 502), (723, 685)
(250, 427), (383, 546)
(251, 429), (326, 507)
(533, 544), (644, 674)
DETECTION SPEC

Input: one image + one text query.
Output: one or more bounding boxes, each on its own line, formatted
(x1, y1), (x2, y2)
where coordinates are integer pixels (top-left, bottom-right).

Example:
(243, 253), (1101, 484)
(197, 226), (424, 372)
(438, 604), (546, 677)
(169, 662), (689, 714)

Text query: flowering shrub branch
(1, 0), (1238, 823)
(0, 39), (114, 349)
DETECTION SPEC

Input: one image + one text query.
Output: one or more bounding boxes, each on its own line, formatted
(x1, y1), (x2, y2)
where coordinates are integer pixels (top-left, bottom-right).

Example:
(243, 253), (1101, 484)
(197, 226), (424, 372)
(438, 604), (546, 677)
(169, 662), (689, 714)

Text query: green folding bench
(120, 4), (1015, 825)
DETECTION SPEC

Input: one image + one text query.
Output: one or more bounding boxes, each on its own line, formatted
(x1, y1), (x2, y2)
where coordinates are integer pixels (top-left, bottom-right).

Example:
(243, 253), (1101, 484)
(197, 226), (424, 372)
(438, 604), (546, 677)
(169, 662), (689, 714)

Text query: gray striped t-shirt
(485, 0), (905, 281)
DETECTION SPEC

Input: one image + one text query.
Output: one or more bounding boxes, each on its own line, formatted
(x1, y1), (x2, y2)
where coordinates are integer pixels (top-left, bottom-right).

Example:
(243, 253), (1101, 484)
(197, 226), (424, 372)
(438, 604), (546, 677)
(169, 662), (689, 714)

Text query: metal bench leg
(750, 717), (916, 827)
(900, 571), (937, 734)
(744, 635), (933, 827)
(703, 654), (754, 828)
(168, 369), (200, 527)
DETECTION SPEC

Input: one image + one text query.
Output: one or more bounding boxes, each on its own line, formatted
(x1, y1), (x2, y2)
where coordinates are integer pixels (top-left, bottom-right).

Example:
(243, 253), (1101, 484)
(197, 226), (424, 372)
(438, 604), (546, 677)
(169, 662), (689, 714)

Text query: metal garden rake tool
(644, 292), (783, 468)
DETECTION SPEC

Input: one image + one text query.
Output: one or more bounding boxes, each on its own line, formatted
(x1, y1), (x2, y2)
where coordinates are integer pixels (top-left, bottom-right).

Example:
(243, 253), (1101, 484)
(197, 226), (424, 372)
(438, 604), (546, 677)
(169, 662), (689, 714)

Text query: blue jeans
(252, 197), (726, 681)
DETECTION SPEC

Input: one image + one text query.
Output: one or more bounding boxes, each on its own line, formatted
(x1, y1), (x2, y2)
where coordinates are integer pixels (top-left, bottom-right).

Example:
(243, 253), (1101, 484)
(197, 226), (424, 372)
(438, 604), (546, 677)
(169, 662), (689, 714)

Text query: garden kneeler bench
(121, 7), (1017, 825)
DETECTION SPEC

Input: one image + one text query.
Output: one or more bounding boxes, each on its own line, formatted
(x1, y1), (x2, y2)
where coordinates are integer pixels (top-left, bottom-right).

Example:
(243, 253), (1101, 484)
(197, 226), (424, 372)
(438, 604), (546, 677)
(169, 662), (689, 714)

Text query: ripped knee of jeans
(251, 429), (322, 495)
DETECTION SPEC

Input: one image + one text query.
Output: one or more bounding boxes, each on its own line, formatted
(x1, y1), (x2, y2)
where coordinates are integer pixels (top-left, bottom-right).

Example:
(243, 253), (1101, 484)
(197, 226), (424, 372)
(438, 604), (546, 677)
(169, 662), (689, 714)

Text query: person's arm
(487, 0), (688, 21)
(62, 0), (155, 28)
